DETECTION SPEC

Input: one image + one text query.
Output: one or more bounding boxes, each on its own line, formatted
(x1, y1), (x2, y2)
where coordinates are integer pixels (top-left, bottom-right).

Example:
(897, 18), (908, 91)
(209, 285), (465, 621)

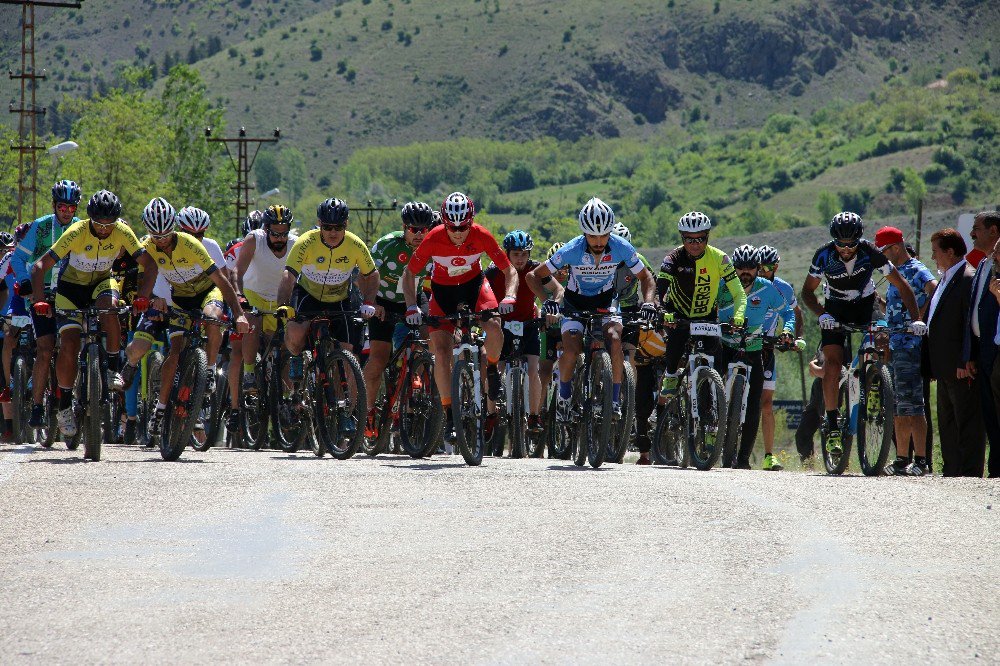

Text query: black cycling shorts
(820, 295), (875, 349)
(500, 321), (541, 360)
(290, 286), (360, 349)
(368, 298), (406, 343)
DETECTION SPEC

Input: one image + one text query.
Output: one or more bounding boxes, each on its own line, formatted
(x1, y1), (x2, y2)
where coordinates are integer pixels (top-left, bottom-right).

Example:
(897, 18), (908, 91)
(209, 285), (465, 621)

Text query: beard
(739, 274), (755, 288)
(266, 238), (287, 252)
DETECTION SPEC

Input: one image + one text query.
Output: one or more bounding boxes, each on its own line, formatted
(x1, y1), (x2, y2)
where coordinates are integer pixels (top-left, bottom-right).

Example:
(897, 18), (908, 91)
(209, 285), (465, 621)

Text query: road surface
(0, 442), (996, 663)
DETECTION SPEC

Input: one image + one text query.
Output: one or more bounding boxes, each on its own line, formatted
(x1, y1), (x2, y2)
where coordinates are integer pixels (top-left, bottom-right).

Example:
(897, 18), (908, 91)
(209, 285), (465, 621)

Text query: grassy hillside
(1, 0), (997, 181)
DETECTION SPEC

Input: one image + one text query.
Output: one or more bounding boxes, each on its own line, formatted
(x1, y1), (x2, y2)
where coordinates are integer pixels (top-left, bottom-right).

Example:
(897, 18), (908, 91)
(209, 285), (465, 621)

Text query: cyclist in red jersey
(401, 192), (518, 444)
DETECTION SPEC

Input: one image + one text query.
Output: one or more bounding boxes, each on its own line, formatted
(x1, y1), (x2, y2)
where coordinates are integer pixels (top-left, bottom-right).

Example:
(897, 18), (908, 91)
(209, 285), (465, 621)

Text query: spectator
(989, 247), (1000, 478)
(875, 227), (935, 476)
(966, 212), (1000, 477)
(927, 229), (984, 476)
(795, 349), (826, 465)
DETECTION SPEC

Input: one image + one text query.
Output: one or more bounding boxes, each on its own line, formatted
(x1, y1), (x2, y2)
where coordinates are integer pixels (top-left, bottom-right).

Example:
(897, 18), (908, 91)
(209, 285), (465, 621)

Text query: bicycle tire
(161, 348), (207, 461)
(302, 369), (325, 457)
(205, 364), (229, 447)
(721, 374), (746, 469)
(270, 352), (304, 453)
(487, 375), (508, 458)
(452, 358), (483, 466)
(610, 361), (635, 464)
(508, 365), (527, 459)
(583, 351), (613, 468)
(570, 369), (587, 467)
(242, 362), (269, 451)
(12, 355), (31, 445)
(822, 382), (854, 475)
(318, 347), (367, 460)
(544, 387), (568, 460)
(83, 344), (103, 461)
(398, 350), (442, 458)
(363, 371), (392, 457)
(687, 366), (726, 470)
(857, 362), (894, 476)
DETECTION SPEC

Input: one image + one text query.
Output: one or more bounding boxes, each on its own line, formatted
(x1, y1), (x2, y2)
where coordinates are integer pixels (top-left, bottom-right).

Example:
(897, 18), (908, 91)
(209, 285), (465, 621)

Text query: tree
(902, 167), (927, 217)
(254, 151), (281, 194)
(280, 147), (307, 209)
(817, 191), (838, 225)
(506, 161), (536, 192)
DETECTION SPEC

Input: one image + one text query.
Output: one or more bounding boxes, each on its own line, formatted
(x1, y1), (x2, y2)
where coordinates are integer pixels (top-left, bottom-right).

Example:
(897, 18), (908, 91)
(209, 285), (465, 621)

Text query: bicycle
(57, 305), (129, 461)
(608, 314), (646, 465)
(718, 324), (759, 469)
(651, 319), (728, 471)
(365, 324), (442, 459)
(820, 321), (897, 476)
(556, 310), (618, 469)
(136, 336), (165, 449)
(154, 307), (228, 461)
(490, 317), (545, 459)
(254, 310), (317, 456)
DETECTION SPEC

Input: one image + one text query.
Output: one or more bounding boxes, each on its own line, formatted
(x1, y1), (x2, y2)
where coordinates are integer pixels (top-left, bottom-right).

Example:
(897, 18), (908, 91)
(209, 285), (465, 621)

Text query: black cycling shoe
(120, 363), (138, 391)
(122, 418), (137, 445)
(28, 403), (46, 428)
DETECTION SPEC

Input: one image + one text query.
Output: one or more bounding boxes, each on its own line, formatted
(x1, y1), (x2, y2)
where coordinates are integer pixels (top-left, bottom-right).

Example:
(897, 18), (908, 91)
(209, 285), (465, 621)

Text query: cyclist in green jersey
(362, 201), (434, 436)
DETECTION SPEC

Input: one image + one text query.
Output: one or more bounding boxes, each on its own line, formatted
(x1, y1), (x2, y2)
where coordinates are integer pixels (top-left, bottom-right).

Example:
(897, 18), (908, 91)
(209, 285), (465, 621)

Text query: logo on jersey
(85, 245), (93, 252)
(750, 296), (762, 306)
(699, 267), (707, 274)
(693, 272), (713, 311)
(398, 252), (408, 263)
(335, 256), (350, 264)
(158, 258), (166, 265)
(451, 257), (467, 267)
(317, 256), (325, 264)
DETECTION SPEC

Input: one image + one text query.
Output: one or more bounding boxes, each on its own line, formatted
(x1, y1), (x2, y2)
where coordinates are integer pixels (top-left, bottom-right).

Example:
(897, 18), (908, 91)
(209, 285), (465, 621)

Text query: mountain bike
(557, 310), (617, 469)
(491, 318), (544, 459)
(608, 314), (646, 465)
(136, 339), (165, 449)
(365, 325), (442, 459)
(155, 307), (227, 461)
(9, 317), (37, 446)
(651, 319), (728, 471)
(543, 360), (572, 460)
(257, 311), (318, 456)
(58, 305), (129, 462)
(820, 321), (897, 476)
(202, 329), (231, 448)
(719, 324), (758, 469)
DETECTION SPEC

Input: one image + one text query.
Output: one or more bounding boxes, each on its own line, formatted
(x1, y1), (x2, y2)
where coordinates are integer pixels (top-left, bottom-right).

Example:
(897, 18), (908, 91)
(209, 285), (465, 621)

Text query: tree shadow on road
(546, 464), (608, 471)
(381, 461), (468, 471)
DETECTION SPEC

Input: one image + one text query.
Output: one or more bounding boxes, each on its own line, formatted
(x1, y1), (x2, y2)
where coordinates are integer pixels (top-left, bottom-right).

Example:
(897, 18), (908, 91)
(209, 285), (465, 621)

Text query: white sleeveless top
(242, 228), (296, 302)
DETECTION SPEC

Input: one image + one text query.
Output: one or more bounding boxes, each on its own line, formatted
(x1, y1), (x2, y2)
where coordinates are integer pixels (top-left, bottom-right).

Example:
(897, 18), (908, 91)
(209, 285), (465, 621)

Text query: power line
(205, 126), (280, 230)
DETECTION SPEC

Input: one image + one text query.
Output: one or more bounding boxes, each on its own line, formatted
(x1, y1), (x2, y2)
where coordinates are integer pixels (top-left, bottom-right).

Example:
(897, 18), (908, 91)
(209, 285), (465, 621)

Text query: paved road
(0, 441), (996, 664)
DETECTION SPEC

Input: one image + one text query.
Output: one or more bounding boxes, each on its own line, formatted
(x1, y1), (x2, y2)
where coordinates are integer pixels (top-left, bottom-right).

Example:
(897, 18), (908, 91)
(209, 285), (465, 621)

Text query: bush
(506, 161), (537, 192)
(837, 189), (873, 214)
(921, 163), (948, 185)
(932, 146), (965, 174)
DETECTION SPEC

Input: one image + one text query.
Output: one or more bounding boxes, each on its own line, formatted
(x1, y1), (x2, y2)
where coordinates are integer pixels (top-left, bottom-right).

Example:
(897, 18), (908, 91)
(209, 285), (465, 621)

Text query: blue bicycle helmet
(52, 180), (82, 205)
(502, 229), (533, 252)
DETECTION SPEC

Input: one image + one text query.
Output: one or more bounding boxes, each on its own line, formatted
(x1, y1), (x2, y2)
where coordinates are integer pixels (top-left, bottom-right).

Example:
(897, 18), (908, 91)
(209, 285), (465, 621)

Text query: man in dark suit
(927, 229), (984, 476)
(967, 212), (1000, 478)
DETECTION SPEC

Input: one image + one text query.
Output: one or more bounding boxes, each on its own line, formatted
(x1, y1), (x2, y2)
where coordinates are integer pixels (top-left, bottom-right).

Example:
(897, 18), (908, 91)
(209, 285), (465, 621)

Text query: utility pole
(357, 199), (398, 245)
(914, 197), (924, 258)
(205, 126), (279, 229)
(4, 0), (82, 226)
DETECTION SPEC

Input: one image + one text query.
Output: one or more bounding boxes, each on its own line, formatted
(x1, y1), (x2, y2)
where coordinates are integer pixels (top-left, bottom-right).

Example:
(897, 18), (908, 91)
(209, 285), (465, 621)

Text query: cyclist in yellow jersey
(29, 189), (158, 438)
(655, 211), (747, 401)
(275, 200), (379, 380)
(119, 198), (249, 435)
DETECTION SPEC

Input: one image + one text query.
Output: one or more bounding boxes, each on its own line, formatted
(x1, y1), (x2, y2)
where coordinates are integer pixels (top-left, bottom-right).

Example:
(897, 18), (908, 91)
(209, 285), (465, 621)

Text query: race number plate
(690, 322), (721, 337)
(504, 320), (524, 336)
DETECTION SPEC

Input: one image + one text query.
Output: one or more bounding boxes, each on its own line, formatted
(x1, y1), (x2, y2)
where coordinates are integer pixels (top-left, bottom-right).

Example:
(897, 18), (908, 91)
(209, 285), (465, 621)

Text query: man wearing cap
(876, 226), (937, 475)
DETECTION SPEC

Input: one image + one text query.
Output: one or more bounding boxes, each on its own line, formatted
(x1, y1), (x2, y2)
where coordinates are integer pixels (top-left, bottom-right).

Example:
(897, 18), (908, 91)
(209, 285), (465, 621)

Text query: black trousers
(937, 377), (986, 477)
(634, 362), (657, 453)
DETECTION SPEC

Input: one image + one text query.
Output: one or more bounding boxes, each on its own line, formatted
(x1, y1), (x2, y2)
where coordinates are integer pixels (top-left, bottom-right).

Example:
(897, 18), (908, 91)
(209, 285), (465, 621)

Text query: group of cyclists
(0, 178), (923, 471)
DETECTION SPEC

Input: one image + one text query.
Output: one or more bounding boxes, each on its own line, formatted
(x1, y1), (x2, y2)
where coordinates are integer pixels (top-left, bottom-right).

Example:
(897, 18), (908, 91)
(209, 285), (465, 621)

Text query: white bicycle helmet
(441, 192), (475, 226)
(176, 206), (211, 234)
(731, 244), (759, 267)
(678, 211), (712, 233)
(142, 197), (176, 235)
(611, 221), (631, 243)
(578, 197), (615, 235)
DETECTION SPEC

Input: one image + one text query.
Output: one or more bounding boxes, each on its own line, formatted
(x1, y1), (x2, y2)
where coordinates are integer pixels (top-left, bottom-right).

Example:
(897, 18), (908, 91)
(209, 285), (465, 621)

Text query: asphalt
(0, 441), (996, 664)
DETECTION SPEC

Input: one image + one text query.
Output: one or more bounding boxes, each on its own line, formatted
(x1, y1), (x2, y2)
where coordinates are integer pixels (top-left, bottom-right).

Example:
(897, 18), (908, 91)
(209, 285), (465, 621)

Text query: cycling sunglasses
(55, 203), (77, 212)
(320, 223), (347, 232)
(834, 238), (859, 249)
(91, 218), (117, 229)
(267, 228), (290, 238)
(447, 223), (473, 232)
(406, 225), (430, 234)
(759, 263), (777, 272)
(733, 262), (759, 270)
(681, 235), (708, 245)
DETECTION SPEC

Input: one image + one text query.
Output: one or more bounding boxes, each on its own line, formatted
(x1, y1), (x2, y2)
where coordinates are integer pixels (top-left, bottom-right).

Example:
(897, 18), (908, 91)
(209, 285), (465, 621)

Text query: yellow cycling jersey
(657, 244), (747, 320)
(142, 231), (218, 298)
(285, 229), (376, 303)
(48, 218), (142, 287)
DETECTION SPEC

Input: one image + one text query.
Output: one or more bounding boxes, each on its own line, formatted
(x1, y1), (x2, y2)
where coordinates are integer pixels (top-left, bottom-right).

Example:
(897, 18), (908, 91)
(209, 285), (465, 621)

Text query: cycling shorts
(820, 295), (875, 349)
(762, 346), (777, 391)
(540, 324), (561, 362)
(560, 293), (620, 336)
(55, 277), (119, 334)
(428, 274), (498, 333)
(134, 286), (223, 344)
(290, 285), (360, 349)
(245, 288), (278, 335)
(368, 298), (406, 343)
(500, 320), (541, 360)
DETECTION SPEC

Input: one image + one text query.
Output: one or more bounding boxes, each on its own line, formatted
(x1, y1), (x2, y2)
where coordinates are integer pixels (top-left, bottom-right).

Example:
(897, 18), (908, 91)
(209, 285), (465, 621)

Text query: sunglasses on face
(734, 263), (758, 271)
(150, 232), (173, 240)
(448, 224), (472, 233)
(268, 229), (290, 238)
(407, 226), (429, 234)
(834, 239), (859, 249)
(92, 219), (116, 229)
(55, 203), (77, 212)
(682, 235), (708, 245)
(320, 224), (346, 232)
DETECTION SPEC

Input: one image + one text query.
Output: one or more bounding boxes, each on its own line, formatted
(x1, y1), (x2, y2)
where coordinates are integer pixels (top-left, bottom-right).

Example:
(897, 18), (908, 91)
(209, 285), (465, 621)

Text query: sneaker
(885, 456), (910, 476)
(443, 419), (457, 445)
(28, 403), (45, 428)
(0, 386), (10, 403)
(734, 459), (751, 470)
(556, 396), (573, 423)
(109, 371), (125, 392)
(825, 427), (843, 456)
(762, 453), (783, 471)
(149, 407), (165, 437)
(123, 419), (137, 445)
(225, 409), (239, 434)
(906, 458), (929, 476)
(612, 401), (622, 420)
(120, 364), (138, 391)
(365, 408), (379, 439)
(57, 406), (77, 437)
(242, 370), (257, 392)
(636, 455), (652, 466)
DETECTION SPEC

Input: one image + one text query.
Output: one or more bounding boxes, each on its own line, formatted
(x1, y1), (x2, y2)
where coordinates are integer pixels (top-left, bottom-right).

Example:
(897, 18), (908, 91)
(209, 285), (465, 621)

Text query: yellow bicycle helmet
(546, 242), (565, 262)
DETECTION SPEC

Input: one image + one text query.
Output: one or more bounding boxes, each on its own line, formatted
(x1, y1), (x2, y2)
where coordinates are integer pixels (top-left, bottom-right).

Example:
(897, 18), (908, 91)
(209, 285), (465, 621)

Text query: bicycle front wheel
(610, 361), (635, 464)
(582, 352), (613, 468)
(857, 362), (894, 476)
(316, 345), (366, 460)
(452, 358), (483, 466)
(82, 345), (103, 461)
(398, 350), (442, 458)
(12, 354), (31, 445)
(508, 365), (527, 459)
(721, 374), (746, 469)
(688, 367), (727, 471)
(161, 348), (207, 461)
(822, 382), (853, 475)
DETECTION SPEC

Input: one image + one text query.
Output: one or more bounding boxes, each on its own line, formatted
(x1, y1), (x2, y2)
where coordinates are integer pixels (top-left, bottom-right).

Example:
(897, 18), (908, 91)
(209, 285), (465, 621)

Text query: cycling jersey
(545, 235), (643, 298)
(285, 229), (375, 303)
(807, 239), (891, 302)
(371, 231), (420, 304)
(762, 276), (797, 336)
(12, 212), (78, 287)
(406, 223), (509, 286)
(47, 219), (143, 287)
(141, 231), (218, 298)
(616, 253), (651, 308)
(242, 228), (297, 302)
(486, 260), (539, 322)
(657, 244), (746, 320)
(224, 241), (243, 272)
(718, 277), (795, 352)
(202, 237), (225, 270)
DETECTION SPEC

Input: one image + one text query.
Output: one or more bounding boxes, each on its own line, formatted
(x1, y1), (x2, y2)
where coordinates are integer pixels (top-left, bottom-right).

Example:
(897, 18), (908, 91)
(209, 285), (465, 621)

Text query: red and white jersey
(224, 241), (244, 272)
(406, 223), (510, 286)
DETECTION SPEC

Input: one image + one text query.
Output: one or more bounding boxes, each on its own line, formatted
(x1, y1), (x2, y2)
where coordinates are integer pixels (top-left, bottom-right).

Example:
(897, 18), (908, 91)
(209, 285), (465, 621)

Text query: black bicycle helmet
(317, 198), (349, 225)
(86, 189), (122, 220)
(400, 201), (434, 228)
(242, 209), (265, 236)
(829, 211), (863, 241)
(263, 204), (294, 227)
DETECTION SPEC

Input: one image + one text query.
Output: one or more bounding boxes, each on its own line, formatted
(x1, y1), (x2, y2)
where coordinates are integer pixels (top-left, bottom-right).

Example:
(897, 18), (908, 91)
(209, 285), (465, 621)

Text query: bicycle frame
(838, 321), (892, 437)
(684, 321), (721, 430)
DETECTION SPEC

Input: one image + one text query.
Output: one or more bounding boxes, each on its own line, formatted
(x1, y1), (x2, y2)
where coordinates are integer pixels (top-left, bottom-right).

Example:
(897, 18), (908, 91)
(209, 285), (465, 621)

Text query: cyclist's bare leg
(558, 331), (582, 386)
(242, 313), (262, 374)
(2, 326), (16, 389)
(124, 337), (152, 367)
(430, 329), (454, 402)
(539, 359), (554, 400)
(761, 388), (776, 454)
(55, 328), (81, 390)
(364, 340), (391, 411)
(527, 355), (541, 414)
(31, 334), (54, 405)
(483, 316), (503, 362)
(96, 294), (121, 354)
(284, 320), (308, 356)
(203, 303), (224, 366)
(603, 321), (624, 385)
(228, 336), (242, 408)
(158, 335), (187, 406)
(821, 343), (845, 414)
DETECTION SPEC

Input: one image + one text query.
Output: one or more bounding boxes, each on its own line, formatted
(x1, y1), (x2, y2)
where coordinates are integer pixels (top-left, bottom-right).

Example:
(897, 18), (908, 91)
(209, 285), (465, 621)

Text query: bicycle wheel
(610, 361), (636, 464)
(161, 348), (207, 461)
(651, 396), (686, 467)
(398, 350), (442, 458)
(582, 351), (613, 468)
(316, 346), (367, 460)
(821, 382), (854, 475)
(241, 364), (269, 451)
(508, 365), (527, 459)
(363, 369), (392, 457)
(82, 344), (103, 461)
(857, 362), (894, 476)
(271, 352), (305, 453)
(205, 364), (229, 448)
(721, 374), (746, 469)
(12, 354), (31, 445)
(687, 366), (726, 471)
(40, 385), (56, 448)
(452, 358), (483, 466)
